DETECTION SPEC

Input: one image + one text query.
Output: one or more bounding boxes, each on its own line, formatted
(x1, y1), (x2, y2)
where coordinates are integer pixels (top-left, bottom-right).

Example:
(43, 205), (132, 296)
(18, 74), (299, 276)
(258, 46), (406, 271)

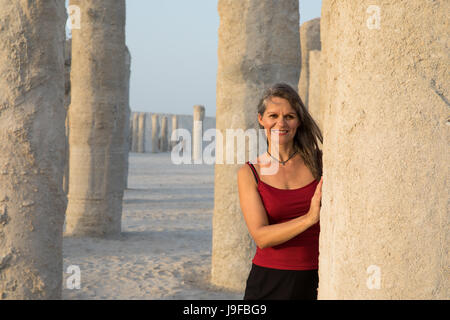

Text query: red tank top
(246, 161), (320, 270)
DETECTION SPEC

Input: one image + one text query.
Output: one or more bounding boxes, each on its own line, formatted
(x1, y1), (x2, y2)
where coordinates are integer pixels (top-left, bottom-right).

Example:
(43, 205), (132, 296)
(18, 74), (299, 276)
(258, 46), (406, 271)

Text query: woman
(237, 83), (324, 300)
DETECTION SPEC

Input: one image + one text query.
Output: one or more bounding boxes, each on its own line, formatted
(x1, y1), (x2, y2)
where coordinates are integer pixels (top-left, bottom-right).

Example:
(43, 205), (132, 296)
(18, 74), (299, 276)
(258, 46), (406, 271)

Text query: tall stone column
(0, 1), (67, 299)
(131, 112), (139, 152)
(308, 50), (322, 132)
(65, 0), (126, 238)
(170, 115), (178, 151)
(137, 112), (146, 153)
(298, 18), (321, 108)
(192, 105), (205, 162)
(212, 0), (301, 291)
(160, 116), (169, 152)
(151, 114), (160, 153)
(318, 0), (448, 299)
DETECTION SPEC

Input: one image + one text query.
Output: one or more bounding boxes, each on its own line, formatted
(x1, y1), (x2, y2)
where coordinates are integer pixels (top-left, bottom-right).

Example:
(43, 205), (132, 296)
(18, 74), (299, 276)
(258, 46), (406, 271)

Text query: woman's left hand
(306, 176), (323, 225)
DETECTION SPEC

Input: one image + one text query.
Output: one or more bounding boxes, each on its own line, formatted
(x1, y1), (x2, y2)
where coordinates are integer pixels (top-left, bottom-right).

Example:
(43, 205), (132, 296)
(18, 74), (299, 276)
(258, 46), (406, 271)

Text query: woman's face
(258, 96), (300, 146)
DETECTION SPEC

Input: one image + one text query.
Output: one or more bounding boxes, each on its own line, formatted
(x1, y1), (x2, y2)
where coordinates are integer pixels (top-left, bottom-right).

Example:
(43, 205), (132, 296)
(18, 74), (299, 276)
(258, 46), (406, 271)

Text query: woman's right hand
(306, 176), (323, 225)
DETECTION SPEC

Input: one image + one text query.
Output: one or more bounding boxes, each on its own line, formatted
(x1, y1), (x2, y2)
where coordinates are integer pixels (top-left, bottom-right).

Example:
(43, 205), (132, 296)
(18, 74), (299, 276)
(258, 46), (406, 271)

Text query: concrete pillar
(160, 116), (169, 152)
(170, 115), (178, 151)
(212, 0), (301, 291)
(65, 0), (126, 238)
(298, 18), (321, 108)
(308, 50), (322, 132)
(192, 105), (205, 162)
(137, 112), (146, 153)
(131, 112), (139, 152)
(0, 1), (66, 299)
(151, 114), (160, 153)
(318, 0), (448, 299)
(123, 47), (131, 188)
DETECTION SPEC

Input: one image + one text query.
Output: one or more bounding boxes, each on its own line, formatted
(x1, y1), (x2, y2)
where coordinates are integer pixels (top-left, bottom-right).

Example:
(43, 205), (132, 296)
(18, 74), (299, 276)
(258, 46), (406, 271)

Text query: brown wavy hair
(257, 83), (323, 181)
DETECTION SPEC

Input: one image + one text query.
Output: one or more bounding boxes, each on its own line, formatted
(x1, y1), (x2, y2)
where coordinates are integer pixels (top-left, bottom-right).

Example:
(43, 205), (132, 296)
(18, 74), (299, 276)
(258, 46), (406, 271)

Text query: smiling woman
(238, 83), (324, 300)
(257, 83), (323, 179)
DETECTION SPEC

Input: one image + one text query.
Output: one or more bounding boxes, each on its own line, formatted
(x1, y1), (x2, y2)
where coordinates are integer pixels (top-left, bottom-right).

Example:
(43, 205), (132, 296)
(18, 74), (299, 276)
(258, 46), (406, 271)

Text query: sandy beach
(62, 152), (244, 300)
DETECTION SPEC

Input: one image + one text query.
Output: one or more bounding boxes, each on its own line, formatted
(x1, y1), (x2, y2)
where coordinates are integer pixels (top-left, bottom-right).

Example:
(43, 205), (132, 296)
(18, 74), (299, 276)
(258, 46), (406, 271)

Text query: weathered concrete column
(151, 114), (160, 153)
(212, 0), (301, 291)
(131, 112), (139, 152)
(137, 112), (146, 153)
(318, 0), (448, 299)
(123, 47), (131, 188)
(170, 115), (178, 151)
(298, 18), (321, 108)
(308, 50), (322, 132)
(192, 105), (205, 162)
(65, 0), (126, 237)
(0, 1), (67, 299)
(160, 116), (169, 152)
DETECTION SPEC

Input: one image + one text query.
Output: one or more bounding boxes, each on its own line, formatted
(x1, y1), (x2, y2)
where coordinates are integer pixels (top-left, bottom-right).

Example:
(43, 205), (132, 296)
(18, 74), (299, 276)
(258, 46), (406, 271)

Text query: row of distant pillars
(129, 105), (205, 156)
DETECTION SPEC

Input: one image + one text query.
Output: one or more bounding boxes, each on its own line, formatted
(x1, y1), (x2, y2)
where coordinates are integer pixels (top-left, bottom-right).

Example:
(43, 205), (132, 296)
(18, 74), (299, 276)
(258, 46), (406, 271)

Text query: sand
(62, 152), (244, 300)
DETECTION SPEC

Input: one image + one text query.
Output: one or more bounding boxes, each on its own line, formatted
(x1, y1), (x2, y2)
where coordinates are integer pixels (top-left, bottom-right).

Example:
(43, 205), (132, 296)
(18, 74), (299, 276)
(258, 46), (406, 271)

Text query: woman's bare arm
(237, 165), (318, 249)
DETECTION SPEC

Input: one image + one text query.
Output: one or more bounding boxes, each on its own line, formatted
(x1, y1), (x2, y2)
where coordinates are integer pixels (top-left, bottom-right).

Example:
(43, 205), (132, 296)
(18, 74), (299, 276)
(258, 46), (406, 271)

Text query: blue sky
(68, 1), (322, 117)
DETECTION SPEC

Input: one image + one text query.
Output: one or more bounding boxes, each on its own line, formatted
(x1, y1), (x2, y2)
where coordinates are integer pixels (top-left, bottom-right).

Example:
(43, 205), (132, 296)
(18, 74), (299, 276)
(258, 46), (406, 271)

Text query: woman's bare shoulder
(237, 163), (251, 177)
(237, 163), (258, 187)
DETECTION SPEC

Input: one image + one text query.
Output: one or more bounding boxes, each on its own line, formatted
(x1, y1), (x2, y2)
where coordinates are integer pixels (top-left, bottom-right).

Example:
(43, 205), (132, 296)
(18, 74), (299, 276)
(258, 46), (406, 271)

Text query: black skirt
(243, 264), (318, 300)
